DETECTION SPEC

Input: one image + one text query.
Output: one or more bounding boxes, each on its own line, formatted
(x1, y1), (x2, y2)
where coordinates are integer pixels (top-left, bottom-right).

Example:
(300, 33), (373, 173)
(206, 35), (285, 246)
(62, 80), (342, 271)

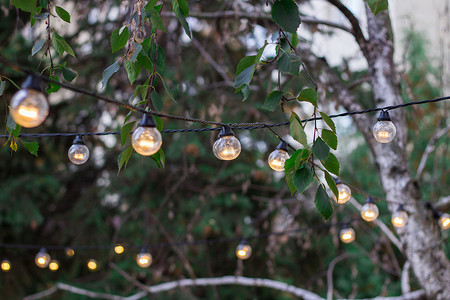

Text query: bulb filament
(18, 106), (39, 119)
(342, 233), (352, 240)
(73, 153), (85, 160)
(443, 219), (450, 227)
(393, 217), (403, 225)
(377, 131), (390, 139)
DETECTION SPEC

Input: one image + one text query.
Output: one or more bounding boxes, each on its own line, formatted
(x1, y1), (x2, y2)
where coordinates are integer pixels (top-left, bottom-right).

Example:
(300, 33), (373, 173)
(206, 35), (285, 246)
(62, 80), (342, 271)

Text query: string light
(48, 260), (59, 271)
(9, 75), (49, 128)
(439, 213), (450, 230)
(339, 225), (355, 243)
(136, 249), (152, 268)
(235, 241), (252, 260)
(268, 141), (289, 171)
(87, 259), (98, 271)
(213, 125), (241, 160)
(35, 248), (51, 268)
(360, 198), (379, 222)
(333, 179), (352, 204)
(372, 111), (396, 143)
(1, 259), (11, 272)
(131, 114), (163, 156)
(65, 248), (75, 257)
(114, 244), (125, 254)
(68, 135), (90, 165)
(391, 205), (408, 228)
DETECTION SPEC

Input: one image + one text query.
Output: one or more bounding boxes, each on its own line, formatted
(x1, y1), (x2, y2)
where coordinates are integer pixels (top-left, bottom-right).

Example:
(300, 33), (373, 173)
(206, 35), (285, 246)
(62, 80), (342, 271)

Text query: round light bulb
(114, 245), (124, 254)
(235, 242), (252, 260)
(213, 135), (241, 160)
(35, 249), (51, 268)
(439, 213), (450, 230)
(87, 259), (98, 271)
(268, 149), (289, 171)
(48, 260), (59, 271)
(1, 260), (11, 272)
(10, 89), (49, 128)
(340, 227), (355, 243)
(391, 210), (408, 228)
(132, 126), (162, 156)
(333, 183), (351, 204)
(361, 201), (379, 222)
(68, 136), (90, 165)
(373, 111), (396, 143)
(65, 248), (75, 257)
(136, 251), (152, 268)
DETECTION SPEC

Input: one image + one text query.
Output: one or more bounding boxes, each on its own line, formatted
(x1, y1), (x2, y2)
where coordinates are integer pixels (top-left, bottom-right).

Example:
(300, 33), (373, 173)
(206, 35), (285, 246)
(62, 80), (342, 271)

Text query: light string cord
(1, 56), (449, 134)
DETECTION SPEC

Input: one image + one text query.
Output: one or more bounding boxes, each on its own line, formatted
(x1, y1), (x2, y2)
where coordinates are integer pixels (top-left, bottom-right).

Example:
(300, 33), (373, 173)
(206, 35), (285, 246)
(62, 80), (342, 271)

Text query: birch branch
(401, 261), (411, 294)
(327, 253), (351, 300)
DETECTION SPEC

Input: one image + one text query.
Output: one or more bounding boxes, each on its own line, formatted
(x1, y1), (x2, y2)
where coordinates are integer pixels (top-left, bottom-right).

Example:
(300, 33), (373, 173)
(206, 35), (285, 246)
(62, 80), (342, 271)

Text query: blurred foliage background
(0, 0), (448, 299)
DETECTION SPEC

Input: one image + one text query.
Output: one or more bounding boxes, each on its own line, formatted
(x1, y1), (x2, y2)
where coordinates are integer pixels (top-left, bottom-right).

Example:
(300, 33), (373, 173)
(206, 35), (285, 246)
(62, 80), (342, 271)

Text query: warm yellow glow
(35, 250), (50, 268)
(139, 258), (149, 264)
(114, 245), (124, 254)
(18, 106), (39, 119)
(136, 252), (152, 268)
(65, 248), (75, 257)
(235, 243), (252, 260)
(440, 214), (450, 230)
(334, 183), (351, 204)
(213, 135), (241, 160)
(340, 228), (355, 243)
(73, 153), (85, 160)
(365, 211), (375, 218)
(393, 217), (404, 225)
(376, 131), (390, 139)
(1, 261), (11, 272)
(49, 260), (59, 271)
(38, 258), (45, 264)
(87, 259), (97, 270)
(237, 250), (246, 257)
(342, 233), (352, 240)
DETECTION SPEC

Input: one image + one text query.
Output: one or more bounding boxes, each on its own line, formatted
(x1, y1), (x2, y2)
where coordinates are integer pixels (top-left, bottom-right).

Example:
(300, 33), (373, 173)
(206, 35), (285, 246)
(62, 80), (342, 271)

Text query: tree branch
(401, 261), (411, 295)
(327, 253), (351, 300)
(415, 123), (450, 180)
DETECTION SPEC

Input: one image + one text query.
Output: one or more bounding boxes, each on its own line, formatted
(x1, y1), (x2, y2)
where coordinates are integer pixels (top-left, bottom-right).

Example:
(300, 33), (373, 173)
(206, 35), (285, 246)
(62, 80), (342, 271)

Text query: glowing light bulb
(9, 75), (49, 128)
(114, 245), (124, 254)
(132, 114), (162, 156)
(136, 250), (152, 268)
(235, 241), (252, 260)
(68, 135), (90, 165)
(35, 248), (51, 268)
(361, 198), (379, 222)
(268, 141), (290, 171)
(340, 226), (355, 243)
(65, 248), (75, 257)
(391, 205), (408, 228)
(213, 126), (241, 160)
(87, 259), (98, 271)
(373, 111), (396, 143)
(332, 179), (351, 204)
(439, 213), (450, 230)
(1, 260), (11, 272)
(48, 260), (59, 271)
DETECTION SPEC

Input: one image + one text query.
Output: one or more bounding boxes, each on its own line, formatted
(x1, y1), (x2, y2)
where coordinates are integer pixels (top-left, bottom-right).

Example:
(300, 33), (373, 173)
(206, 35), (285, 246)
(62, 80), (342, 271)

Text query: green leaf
(234, 65), (254, 89)
(0, 80), (5, 96)
(314, 185), (334, 221)
(236, 56), (256, 75)
(289, 112), (307, 147)
(101, 61), (120, 88)
(121, 121), (135, 148)
(118, 146), (134, 173)
(321, 129), (337, 150)
(262, 91), (283, 111)
(293, 165), (314, 194)
(130, 42), (142, 62)
(241, 85), (250, 101)
(322, 153), (339, 176)
(320, 112), (336, 133)
(151, 149), (165, 168)
(365, 0), (389, 16)
(294, 149), (310, 169)
(154, 115), (163, 131)
(277, 51), (301, 76)
(52, 32), (75, 57)
(125, 60), (141, 85)
(150, 44), (165, 69)
(312, 137), (329, 161)
(271, 0), (301, 33)
(110, 26), (129, 53)
(284, 149), (302, 171)
(46, 75), (60, 93)
(11, 0), (37, 13)
(151, 91), (163, 111)
(158, 74), (175, 102)
(324, 171), (339, 200)
(22, 141), (39, 157)
(297, 88), (318, 107)
(137, 52), (153, 70)
(62, 67), (77, 82)
(147, 8), (166, 32)
(32, 39), (45, 56)
(172, 0), (191, 38)
(55, 6), (71, 23)
(285, 167), (296, 195)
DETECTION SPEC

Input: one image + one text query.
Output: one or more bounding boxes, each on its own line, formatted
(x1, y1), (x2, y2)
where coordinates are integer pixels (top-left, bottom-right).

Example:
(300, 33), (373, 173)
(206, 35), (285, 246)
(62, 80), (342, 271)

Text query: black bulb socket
(365, 197), (375, 204)
(139, 114), (157, 128)
(397, 204), (405, 212)
(72, 135), (86, 145)
(425, 201), (443, 219)
(275, 141), (288, 152)
(217, 125), (235, 139)
(21, 74), (43, 92)
(334, 177), (342, 185)
(377, 110), (392, 121)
